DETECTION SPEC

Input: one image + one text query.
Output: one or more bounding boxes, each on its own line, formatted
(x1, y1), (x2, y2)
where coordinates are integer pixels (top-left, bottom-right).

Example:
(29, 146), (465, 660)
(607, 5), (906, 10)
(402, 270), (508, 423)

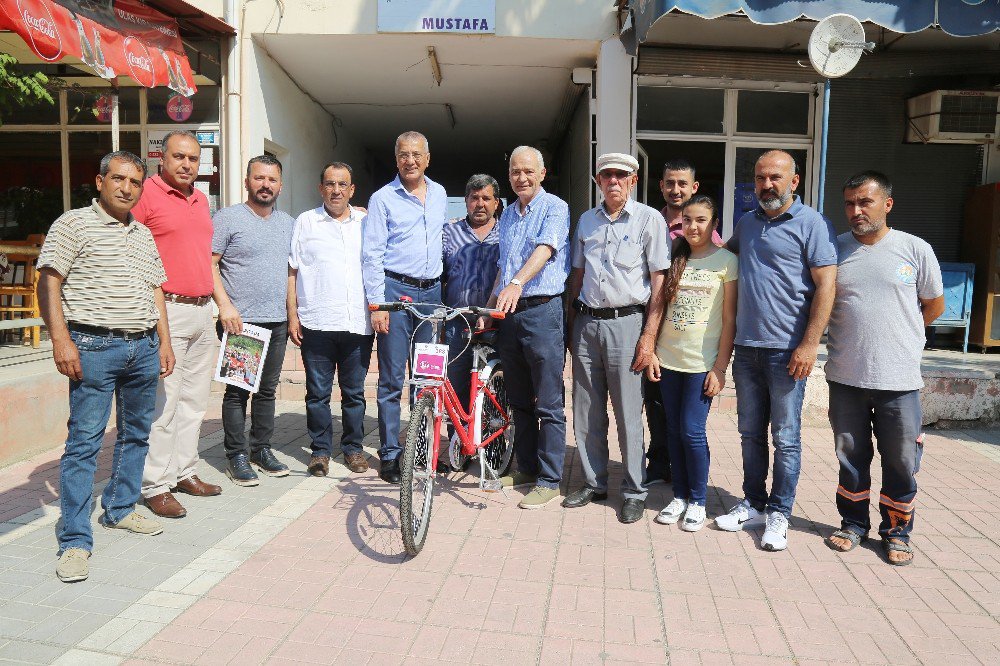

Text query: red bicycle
(369, 301), (515, 555)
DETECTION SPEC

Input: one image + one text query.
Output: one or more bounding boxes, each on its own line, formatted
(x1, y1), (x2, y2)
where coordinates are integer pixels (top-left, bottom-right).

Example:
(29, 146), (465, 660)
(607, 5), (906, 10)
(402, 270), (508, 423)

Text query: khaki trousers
(142, 300), (215, 498)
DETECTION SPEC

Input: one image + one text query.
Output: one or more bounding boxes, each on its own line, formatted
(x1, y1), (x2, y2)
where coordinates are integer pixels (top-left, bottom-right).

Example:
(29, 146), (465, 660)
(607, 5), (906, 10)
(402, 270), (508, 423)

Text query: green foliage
(0, 52), (55, 126)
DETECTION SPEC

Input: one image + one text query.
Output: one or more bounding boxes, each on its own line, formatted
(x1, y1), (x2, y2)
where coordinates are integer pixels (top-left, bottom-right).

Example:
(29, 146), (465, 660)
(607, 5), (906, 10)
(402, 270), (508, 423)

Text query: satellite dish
(808, 14), (875, 78)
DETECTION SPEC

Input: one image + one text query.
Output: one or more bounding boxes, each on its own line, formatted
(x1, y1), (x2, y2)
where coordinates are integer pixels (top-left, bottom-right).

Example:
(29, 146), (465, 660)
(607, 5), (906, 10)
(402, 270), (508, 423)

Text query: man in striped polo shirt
(37, 150), (176, 583)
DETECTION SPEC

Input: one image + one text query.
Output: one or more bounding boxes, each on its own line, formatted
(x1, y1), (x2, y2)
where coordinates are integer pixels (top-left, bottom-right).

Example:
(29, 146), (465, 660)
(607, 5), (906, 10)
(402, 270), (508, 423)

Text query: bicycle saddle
(474, 329), (499, 348)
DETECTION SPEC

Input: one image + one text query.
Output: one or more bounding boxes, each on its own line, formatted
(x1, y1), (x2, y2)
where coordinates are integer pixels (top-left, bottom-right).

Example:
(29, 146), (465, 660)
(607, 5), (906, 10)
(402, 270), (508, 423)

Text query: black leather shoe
(561, 486), (608, 508)
(379, 458), (401, 484)
(620, 498), (646, 524)
(227, 454), (259, 487)
(250, 447), (290, 477)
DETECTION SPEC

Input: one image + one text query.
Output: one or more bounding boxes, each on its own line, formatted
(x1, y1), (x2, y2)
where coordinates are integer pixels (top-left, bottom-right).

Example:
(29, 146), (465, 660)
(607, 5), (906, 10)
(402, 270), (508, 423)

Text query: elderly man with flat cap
(564, 152), (671, 523)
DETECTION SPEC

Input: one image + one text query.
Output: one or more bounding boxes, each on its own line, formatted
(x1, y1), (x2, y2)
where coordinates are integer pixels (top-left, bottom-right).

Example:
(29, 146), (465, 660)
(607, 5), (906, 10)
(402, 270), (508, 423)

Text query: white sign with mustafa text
(377, 0), (495, 33)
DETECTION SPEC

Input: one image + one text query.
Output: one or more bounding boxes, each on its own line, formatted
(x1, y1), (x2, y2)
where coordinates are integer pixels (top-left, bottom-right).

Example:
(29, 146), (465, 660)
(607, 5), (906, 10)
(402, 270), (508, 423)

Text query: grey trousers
(570, 311), (647, 500)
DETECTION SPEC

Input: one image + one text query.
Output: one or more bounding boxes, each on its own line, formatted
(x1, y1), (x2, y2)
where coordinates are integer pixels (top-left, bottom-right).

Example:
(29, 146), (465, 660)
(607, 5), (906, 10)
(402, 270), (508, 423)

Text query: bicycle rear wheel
(480, 365), (515, 478)
(400, 392), (437, 556)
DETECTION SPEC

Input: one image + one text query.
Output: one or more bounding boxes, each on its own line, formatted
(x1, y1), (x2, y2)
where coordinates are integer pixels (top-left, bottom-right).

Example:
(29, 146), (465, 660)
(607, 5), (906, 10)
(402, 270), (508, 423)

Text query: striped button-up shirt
(442, 217), (500, 308)
(495, 188), (570, 298)
(361, 175), (447, 304)
(37, 200), (167, 331)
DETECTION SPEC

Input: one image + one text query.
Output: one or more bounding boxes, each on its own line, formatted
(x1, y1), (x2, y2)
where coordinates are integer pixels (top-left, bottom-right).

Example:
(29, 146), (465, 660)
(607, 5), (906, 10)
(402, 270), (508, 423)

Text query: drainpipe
(223, 0), (241, 207)
(817, 79), (830, 215)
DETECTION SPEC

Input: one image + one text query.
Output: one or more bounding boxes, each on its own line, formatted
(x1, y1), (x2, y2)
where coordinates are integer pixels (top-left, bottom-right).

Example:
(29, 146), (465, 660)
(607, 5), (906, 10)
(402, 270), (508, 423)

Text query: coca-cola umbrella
(0, 0), (199, 148)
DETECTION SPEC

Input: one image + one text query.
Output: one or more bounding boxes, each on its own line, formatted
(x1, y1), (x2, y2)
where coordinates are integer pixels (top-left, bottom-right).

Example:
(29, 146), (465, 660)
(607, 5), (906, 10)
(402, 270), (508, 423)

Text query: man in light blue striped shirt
(487, 145), (571, 509)
(362, 131), (447, 483)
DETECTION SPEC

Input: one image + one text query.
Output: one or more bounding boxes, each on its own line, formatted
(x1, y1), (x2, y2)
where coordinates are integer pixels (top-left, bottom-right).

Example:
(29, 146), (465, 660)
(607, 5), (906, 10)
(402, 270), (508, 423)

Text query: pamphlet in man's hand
(215, 323), (271, 394)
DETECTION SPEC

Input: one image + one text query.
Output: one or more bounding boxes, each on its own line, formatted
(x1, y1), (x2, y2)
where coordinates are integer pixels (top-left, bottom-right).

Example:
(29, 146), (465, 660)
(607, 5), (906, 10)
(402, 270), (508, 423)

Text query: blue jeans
(496, 298), (567, 489)
(376, 276), (441, 461)
(659, 369), (712, 505)
(59, 330), (160, 552)
(732, 345), (806, 517)
(828, 381), (923, 543)
(218, 321), (288, 459)
(301, 328), (375, 457)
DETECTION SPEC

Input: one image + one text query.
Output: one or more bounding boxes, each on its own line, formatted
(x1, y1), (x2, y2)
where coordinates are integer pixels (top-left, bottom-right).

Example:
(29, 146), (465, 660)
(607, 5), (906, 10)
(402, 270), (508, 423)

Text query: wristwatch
(509, 278), (523, 288)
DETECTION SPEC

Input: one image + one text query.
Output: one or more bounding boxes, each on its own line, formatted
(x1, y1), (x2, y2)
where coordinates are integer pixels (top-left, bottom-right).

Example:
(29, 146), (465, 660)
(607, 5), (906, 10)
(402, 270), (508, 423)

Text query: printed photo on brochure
(214, 323), (271, 394)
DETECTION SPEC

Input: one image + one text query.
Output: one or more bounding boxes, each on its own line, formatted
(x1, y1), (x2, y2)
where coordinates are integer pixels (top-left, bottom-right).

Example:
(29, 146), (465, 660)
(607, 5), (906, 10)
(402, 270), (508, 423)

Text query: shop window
(147, 86), (220, 125)
(68, 132), (143, 210)
(0, 92), (60, 126)
(0, 133), (63, 239)
(737, 91), (810, 135)
(637, 87), (725, 134)
(67, 87), (142, 126)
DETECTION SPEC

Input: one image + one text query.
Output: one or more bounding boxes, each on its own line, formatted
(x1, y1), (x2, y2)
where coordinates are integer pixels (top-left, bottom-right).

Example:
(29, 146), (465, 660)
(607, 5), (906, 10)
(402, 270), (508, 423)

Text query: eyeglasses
(322, 181), (352, 191)
(396, 152), (426, 162)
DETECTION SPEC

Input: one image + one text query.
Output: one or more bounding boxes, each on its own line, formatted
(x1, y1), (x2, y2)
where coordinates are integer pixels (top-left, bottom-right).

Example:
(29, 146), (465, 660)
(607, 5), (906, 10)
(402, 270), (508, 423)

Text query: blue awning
(624, 1), (1000, 53)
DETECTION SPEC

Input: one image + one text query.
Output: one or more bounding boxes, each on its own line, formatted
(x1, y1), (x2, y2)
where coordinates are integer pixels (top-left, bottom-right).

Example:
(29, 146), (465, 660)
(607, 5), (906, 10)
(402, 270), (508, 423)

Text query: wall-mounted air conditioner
(906, 90), (1000, 144)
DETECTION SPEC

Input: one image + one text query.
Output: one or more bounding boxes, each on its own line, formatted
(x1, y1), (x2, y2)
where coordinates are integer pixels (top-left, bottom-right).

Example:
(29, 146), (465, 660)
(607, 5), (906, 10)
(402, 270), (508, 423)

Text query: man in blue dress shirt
(486, 146), (571, 509)
(362, 131), (447, 484)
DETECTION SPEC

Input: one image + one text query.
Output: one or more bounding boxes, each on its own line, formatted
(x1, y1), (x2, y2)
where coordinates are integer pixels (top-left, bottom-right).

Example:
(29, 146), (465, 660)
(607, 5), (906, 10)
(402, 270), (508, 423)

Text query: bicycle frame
(413, 339), (509, 470)
(397, 304), (511, 479)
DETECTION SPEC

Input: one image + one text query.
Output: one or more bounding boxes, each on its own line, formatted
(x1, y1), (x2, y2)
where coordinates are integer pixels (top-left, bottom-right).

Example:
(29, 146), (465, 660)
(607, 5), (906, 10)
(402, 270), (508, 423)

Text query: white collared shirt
(290, 205), (373, 335)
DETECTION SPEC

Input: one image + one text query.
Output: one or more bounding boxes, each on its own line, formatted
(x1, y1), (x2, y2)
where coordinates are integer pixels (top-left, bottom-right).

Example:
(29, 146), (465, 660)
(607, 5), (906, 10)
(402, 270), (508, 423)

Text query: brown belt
(164, 292), (212, 306)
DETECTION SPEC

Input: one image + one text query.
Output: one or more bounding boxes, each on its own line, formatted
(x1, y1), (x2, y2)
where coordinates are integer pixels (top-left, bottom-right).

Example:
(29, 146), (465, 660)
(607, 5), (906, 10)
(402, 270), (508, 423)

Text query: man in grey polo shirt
(37, 150), (175, 582)
(717, 149), (837, 552)
(212, 155), (295, 486)
(823, 171), (943, 566)
(564, 152), (670, 524)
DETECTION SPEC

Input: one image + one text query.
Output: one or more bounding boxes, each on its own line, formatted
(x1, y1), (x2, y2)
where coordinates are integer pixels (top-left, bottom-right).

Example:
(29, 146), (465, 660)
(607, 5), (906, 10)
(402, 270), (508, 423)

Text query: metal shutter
(822, 78), (982, 262)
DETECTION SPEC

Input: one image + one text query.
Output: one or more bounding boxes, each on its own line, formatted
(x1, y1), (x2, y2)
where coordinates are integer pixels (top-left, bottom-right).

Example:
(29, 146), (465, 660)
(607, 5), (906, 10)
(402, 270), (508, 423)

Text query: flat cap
(596, 152), (639, 174)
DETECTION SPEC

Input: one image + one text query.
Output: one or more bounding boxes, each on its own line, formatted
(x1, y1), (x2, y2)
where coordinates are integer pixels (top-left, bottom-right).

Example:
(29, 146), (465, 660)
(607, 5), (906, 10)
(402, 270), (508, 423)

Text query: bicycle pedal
(481, 478), (503, 493)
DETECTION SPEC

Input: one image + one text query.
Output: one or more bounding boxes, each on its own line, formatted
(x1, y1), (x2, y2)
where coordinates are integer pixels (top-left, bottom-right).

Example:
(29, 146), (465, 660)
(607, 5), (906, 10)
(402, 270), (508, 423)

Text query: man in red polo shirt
(133, 130), (222, 518)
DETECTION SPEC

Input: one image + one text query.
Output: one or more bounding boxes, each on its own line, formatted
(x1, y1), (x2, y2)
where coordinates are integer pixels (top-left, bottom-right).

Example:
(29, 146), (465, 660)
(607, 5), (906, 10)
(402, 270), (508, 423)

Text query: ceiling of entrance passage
(257, 33), (599, 171)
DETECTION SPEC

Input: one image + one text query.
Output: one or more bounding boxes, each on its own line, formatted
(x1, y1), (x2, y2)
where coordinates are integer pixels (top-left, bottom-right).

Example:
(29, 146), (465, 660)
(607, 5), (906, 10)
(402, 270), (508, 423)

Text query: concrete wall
(0, 371), (68, 468)
(242, 40), (371, 216)
(241, 0), (616, 39)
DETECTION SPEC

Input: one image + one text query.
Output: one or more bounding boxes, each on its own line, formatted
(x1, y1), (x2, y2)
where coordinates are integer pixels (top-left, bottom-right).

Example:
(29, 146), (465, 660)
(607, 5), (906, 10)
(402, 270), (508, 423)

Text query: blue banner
(624, 0), (1000, 53)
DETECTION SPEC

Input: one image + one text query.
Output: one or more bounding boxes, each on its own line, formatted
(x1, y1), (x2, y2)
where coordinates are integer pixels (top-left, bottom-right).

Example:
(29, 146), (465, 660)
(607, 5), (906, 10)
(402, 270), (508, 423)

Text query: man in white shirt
(287, 162), (374, 476)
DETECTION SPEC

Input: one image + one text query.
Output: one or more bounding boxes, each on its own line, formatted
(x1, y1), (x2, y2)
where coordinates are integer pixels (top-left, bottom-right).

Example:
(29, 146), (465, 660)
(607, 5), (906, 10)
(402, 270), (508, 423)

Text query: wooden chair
(0, 234), (45, 348)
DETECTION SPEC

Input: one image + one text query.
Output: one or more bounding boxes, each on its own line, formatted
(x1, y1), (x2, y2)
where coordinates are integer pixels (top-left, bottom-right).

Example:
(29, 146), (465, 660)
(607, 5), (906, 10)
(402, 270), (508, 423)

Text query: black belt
(515, 294), (561, 313)
(573, 300), (644, 320)
(69, 323), (156, 340)
(386, 270), (440, 289)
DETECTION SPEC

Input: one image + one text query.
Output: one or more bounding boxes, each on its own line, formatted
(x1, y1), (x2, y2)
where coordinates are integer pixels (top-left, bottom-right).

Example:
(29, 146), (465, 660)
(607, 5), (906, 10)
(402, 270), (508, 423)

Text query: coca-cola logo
(123, 36), (155, 87)
(166, 93), (193, 122)
(16, 0), (62, 61)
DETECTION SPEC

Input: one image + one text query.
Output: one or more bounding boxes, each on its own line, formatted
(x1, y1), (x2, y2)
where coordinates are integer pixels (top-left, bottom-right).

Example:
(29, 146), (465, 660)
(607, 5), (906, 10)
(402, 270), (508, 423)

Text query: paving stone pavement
(1, 397), (1000, 665)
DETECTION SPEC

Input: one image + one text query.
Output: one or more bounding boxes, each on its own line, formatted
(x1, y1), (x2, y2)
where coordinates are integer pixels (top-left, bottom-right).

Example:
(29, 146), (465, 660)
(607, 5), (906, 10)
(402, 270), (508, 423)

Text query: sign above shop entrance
(377, 0), (495, 34)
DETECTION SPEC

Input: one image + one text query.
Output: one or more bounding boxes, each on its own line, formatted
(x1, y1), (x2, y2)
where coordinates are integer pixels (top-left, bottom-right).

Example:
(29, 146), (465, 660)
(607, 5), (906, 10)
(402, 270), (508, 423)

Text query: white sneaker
(761, 511), (789, 551)
(655, 498), (687, 525)
(715, 499), (766, 532)
(680, 504), (706, 532)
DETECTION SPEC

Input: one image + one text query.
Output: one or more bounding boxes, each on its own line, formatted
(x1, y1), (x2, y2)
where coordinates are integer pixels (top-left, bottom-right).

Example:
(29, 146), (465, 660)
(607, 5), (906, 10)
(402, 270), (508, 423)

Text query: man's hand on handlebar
(371, 310), (389, 334)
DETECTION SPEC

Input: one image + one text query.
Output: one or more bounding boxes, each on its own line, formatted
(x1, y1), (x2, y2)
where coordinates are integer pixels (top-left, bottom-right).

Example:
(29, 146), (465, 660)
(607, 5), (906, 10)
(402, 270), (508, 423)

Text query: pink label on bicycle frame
(415, 353), (446, 377)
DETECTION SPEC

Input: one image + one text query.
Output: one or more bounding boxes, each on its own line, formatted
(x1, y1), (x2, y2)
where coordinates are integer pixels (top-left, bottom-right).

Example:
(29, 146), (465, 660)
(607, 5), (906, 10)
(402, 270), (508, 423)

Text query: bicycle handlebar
(368, 302), (506, 320)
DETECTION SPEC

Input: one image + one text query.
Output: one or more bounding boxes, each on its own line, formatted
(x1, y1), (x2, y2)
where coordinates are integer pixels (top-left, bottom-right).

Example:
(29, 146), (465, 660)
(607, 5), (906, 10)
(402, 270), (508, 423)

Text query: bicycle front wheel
(480, 364), (515, 478)
(400, 391), (437, 556)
